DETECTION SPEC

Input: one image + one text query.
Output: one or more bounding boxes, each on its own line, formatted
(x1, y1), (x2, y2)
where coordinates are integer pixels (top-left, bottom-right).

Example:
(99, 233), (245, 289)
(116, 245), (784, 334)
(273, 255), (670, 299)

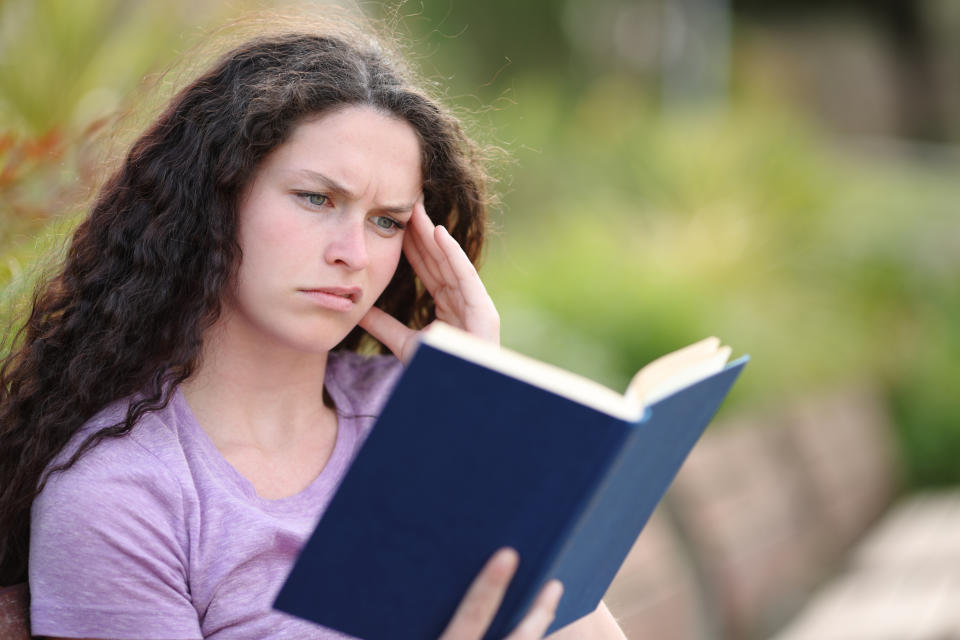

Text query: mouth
(298, 287), (362, 311)
(300, 287), (361, 301)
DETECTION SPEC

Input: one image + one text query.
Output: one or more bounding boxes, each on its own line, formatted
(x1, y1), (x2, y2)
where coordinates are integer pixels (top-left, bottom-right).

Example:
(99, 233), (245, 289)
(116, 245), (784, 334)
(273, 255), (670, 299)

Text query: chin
(265, 318), (356, 355)
(319, 317), (366, 350)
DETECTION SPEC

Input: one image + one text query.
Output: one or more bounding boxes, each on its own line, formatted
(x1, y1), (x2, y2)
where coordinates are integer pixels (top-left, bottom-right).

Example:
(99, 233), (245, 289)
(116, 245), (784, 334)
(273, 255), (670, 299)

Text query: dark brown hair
(0, 29), (491, 585)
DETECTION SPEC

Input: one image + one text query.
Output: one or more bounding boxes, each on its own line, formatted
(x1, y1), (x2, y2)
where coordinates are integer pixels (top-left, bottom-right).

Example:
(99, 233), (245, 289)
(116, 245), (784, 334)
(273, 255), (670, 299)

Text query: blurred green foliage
(478, 82), (960, 487)
(2, 2), (161, 131)
(1, 0), (958, 487)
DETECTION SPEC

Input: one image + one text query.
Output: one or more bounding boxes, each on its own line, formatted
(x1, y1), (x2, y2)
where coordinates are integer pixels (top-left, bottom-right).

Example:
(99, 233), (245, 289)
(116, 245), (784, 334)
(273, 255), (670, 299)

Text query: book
(274, 323), (748, 639)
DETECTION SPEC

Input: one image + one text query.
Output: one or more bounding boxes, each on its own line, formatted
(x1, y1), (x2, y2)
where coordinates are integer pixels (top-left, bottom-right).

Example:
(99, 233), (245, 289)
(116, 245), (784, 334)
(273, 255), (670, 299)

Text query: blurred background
(3, 0), (956, 485)
(1, 0), (958, 635)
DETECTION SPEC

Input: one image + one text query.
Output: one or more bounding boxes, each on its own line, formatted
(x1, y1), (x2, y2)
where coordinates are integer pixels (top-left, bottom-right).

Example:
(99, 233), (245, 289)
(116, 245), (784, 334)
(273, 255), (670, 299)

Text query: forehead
(261, 106), (423, 195)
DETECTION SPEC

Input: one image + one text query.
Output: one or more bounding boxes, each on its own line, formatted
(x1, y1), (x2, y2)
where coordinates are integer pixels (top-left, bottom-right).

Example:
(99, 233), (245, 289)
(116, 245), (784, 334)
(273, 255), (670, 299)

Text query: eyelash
(295, 192), (406, 234)
(373, 216), (405, 231)
(298, 192), (332, 208)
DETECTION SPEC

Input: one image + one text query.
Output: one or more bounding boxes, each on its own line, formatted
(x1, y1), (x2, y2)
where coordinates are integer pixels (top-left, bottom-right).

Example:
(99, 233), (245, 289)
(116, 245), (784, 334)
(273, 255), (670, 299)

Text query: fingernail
(493, 547), (518, 567)
(489, 548), (519, 578)
(547, 580), (564, 600)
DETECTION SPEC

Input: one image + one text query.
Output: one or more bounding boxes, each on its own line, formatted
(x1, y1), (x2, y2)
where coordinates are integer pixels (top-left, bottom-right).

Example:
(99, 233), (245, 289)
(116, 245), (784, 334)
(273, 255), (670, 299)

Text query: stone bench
(771, 490), (960, 640)
(606, 384), (912, 639)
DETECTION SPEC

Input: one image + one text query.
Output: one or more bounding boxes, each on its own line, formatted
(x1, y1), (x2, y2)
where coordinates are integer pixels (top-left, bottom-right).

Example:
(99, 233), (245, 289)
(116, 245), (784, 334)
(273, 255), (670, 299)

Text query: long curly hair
(0, 30), (491, 585)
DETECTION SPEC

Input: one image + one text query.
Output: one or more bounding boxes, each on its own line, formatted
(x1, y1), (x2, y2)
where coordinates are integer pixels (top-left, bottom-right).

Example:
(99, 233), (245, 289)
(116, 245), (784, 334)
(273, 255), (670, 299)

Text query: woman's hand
(360, 199), (500, 362)
(439, 548), (563, 640)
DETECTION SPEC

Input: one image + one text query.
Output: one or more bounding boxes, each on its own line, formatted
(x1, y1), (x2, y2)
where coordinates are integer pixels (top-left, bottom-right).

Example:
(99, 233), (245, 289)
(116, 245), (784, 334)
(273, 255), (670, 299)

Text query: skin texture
(52, 106), (625, 640)
(224, 106), (422, 357)
(181, 106), (424, 500)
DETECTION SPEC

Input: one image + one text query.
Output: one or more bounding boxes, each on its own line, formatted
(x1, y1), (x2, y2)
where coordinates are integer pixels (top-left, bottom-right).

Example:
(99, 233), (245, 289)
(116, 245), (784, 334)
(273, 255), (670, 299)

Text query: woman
(0, 25), (625, 640)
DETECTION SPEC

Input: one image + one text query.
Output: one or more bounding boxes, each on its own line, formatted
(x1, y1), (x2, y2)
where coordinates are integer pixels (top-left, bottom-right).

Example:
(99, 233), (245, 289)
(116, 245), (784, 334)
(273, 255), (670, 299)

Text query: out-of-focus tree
(1, 0), (958, 486)
(732, 0), (955, 141)
(0, 0), (237, 277)
(386, 0), (960, 142)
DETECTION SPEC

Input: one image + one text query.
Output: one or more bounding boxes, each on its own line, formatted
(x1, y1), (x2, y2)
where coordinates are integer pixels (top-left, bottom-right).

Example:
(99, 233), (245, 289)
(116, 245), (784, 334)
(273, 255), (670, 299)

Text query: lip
(298, 286), (362, 312)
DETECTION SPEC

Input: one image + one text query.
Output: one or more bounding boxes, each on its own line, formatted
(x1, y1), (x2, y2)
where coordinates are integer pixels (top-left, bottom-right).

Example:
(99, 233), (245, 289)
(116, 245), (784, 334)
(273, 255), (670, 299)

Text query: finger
(430, 224), (463, 288)
(433, 226), (500, 342)
(439, 548), (518, 640)
(358, 306), (418, 363)
(405, 202), (499, 343)
(404, 202), (444, 288)
(434, 225), (490, 307)
(411, 205), (461, 294)
(403, 225), (442, 293)
(504, 580), (563, 640)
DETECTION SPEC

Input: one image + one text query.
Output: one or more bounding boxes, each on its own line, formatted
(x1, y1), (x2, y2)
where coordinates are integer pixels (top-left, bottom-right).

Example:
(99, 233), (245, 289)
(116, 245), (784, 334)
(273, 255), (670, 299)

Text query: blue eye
(372, 216), (405, 233)
(305, 193), (329, 207)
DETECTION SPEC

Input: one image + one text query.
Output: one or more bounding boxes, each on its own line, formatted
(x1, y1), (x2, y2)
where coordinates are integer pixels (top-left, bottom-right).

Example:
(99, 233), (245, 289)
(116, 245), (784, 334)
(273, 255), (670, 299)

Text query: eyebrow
(296, 169), (416, 215)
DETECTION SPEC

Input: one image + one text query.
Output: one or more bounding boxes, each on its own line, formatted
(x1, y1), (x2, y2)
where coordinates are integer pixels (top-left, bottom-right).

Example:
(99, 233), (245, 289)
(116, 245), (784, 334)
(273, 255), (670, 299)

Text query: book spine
(534, 417), (645, 634)
(492, 416), (634, 638)
(537, 360), (747, 634)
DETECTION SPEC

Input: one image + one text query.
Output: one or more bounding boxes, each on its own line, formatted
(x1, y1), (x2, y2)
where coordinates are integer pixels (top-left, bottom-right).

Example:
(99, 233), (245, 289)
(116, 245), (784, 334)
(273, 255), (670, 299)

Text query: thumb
(358, 306), (419, 364)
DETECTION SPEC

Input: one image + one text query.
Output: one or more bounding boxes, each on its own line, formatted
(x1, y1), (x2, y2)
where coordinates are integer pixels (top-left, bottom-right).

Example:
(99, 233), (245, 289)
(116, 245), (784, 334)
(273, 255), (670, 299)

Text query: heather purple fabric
(29, 351), (402, 639)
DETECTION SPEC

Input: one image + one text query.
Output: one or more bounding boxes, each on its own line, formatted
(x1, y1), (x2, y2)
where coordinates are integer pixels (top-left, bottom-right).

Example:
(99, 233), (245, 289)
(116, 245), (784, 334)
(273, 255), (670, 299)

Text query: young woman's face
(225, 105), (422, 354)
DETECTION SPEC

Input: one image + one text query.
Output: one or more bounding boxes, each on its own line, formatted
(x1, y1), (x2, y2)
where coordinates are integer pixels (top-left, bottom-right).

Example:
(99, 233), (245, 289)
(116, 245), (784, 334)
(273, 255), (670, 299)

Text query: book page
(624, 339), (731, 407)
(421, 323), (733, 421)
(421, 323), (642, 421)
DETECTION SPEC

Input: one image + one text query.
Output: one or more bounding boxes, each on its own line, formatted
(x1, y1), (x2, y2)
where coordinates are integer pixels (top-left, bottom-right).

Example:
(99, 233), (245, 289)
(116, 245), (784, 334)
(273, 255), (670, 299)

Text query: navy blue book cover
(274, 341), (746, 639)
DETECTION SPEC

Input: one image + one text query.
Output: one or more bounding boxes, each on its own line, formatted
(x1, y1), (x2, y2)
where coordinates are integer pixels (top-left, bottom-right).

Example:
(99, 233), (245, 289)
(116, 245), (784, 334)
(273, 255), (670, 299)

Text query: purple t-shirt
(29, 351), (403, 639)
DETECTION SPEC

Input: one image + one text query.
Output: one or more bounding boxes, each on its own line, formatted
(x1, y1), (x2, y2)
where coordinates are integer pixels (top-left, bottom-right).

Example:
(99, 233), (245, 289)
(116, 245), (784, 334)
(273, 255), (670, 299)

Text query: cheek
(371, 240), (405, 293)
(237, 209), (305, 277)
(247, 211), (301, 256)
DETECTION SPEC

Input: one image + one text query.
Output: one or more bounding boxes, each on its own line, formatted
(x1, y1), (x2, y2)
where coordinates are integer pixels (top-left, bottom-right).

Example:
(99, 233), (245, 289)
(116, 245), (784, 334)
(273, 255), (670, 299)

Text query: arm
(41, 553), (566, 640)
(546, 602), (627, 640)
(29, 432), (201, 640)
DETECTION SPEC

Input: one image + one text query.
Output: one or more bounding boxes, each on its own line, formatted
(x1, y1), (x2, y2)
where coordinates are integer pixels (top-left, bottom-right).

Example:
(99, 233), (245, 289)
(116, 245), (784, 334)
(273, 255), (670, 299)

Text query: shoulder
(326, 350), (403, 418)
(30, 395), (198, 635)
(31, 431), (189, 570)
(35, 394), (189, 530)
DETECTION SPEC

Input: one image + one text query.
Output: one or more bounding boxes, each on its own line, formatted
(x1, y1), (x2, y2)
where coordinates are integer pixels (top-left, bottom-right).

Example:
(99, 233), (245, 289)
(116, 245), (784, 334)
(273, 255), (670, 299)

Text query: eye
(295, 191), (331, 209)
(371, 215), (405, 235)
(305, 193), (329, 207)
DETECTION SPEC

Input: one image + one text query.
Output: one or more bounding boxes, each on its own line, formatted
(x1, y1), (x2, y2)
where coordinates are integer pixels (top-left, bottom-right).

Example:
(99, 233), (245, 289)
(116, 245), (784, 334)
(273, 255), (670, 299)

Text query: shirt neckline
(172, 359), (358, 515)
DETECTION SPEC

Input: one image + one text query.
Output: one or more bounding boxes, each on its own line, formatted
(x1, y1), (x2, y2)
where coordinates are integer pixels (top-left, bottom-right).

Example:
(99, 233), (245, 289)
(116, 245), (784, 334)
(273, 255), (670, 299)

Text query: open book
(421, 323), (734, 419)
(275, 323), (747, 639)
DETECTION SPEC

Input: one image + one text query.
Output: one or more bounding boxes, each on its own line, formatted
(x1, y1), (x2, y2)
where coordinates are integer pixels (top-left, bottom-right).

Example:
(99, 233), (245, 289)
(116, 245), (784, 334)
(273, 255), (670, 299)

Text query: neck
(181, 314), (337, 452)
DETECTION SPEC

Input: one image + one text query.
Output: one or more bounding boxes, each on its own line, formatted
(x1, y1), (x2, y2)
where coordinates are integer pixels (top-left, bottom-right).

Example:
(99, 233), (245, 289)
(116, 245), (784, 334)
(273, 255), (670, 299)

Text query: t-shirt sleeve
(29, 431), (203, 640)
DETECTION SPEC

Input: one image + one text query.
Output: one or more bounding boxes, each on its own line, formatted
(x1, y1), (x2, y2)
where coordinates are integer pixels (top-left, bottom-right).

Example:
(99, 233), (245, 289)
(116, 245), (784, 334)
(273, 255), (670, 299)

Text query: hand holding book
(439, 548), (564, 640)
(308, 159), (725, 640)
(275, 323), (747, 639)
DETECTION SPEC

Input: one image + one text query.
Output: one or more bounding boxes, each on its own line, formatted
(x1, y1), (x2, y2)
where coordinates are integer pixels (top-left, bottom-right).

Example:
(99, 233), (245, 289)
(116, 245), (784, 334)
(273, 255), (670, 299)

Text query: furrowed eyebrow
(296, 169), (415, 216)
(297, 169), (353, 197)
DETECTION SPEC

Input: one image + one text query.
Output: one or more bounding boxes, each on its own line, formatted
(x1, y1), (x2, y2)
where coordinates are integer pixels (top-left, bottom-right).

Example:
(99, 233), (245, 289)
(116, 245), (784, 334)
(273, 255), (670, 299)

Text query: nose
(323, 218), (369, 270)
